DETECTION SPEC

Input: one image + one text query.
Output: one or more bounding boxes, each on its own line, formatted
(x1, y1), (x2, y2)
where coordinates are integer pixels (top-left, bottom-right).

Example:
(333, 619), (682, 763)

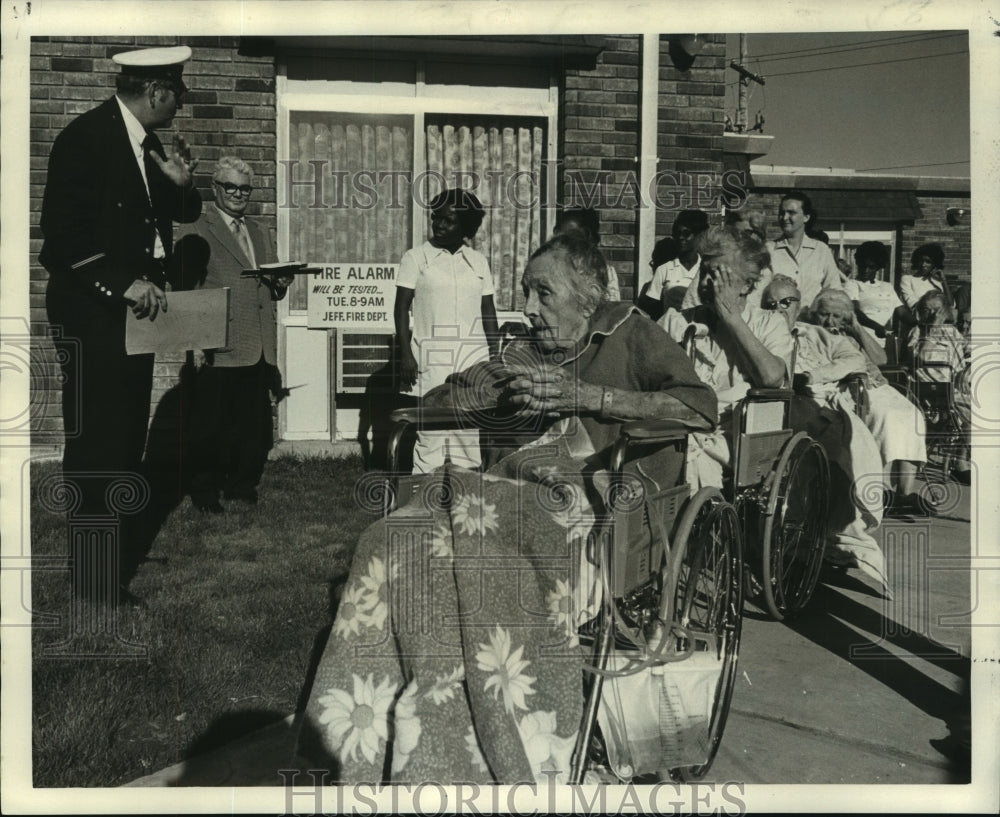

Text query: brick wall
(653, 35), (727, 245)
(902, 194), (971, 284)
(561, 35), (727, 300)
(561, 35), (642, 300)
(29, 36), (276, 446)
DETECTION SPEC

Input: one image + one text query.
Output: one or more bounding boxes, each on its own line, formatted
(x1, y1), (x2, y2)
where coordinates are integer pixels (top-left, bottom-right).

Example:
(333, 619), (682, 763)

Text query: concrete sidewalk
(124, 481), (974, 787)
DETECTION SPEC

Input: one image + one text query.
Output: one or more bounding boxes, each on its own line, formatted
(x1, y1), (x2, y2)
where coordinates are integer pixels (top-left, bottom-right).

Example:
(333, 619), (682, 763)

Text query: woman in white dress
(395, 188), (499, 472)
(843, 240), (901, 340)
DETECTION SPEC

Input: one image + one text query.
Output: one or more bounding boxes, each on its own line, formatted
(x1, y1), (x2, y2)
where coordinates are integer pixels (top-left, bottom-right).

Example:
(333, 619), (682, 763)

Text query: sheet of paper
(124, 287), (229, 355)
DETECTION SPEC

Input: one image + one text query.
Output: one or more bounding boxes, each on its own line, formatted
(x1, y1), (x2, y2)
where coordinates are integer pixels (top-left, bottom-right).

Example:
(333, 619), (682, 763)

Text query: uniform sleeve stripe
(70, 253), (106, 270)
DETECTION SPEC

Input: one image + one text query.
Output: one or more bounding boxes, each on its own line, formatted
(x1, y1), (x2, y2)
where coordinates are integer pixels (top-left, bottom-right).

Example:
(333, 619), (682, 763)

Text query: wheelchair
(849, 354), (967, 505)
(911, 361), (968, 487)
(383, 406), (744, 784)
(726, 387), (830, 621)
(681, 327), (830, 622)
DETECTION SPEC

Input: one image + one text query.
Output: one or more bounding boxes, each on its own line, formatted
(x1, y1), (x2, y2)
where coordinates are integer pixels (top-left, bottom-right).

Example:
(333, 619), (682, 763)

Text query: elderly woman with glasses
(761, 277), (889, 591)
(297, 233), (716, 784)
(771, 279), (927, 512)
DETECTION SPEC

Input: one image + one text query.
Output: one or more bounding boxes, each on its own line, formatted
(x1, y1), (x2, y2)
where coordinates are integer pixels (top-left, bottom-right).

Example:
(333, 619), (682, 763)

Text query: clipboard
(125, 288), (230, 356)
(241, 261), (322, 277)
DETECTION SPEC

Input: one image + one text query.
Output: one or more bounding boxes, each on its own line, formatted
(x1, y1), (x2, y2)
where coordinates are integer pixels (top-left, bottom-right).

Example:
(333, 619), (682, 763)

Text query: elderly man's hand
(503, 362), (601, 418)
(148, 133), (199, 188)
(124, 279), (168, 321)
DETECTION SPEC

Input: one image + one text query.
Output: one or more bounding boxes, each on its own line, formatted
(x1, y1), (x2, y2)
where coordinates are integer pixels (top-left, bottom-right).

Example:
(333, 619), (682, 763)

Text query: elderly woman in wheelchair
(659, 227), (832, 620)
(758, 278), (890, 593)
(773, 282), (928, 514)
(297, 233), (724, 785)
(906, 290), (972, 485)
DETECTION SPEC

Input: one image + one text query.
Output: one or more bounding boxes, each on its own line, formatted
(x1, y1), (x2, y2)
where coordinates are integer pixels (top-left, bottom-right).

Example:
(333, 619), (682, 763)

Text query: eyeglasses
(214, 181), (253, 196)
(761, 296), (800, 310)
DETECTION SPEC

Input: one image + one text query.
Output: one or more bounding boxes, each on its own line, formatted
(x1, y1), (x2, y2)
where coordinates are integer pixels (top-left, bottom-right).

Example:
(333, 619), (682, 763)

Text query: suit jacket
(171, 205), (280, 367)
(40, 95), (202, 301)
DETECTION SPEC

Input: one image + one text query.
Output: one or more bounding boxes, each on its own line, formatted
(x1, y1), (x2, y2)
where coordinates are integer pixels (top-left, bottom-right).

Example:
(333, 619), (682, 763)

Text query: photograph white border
(2, 1), (998, 813)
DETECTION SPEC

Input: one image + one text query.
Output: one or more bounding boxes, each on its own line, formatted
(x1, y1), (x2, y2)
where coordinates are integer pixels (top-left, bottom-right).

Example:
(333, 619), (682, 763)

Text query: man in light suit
(40, 46), (201, 605)
(171, 156), (292, 512)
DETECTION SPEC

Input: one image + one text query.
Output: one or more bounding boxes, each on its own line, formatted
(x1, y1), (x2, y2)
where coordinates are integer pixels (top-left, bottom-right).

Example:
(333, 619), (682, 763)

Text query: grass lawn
(30, 455), (377, 788)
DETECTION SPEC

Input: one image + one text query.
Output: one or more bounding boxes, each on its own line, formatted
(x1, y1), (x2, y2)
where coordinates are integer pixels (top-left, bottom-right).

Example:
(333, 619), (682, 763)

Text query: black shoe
(194, 500), (225, 514)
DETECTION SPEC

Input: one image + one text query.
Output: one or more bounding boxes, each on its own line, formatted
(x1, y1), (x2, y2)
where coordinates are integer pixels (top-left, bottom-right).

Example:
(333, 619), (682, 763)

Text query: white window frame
(275, 58), (559, 439)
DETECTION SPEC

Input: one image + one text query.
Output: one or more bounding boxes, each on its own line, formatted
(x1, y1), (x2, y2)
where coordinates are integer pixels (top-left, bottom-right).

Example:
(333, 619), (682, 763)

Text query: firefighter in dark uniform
(39, 46), (202, 605)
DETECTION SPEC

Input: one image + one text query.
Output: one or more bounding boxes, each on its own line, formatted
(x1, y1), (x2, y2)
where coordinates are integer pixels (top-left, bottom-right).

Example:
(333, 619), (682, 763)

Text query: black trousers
(187, 356), (273, 504)
(47, 280), (154, 598)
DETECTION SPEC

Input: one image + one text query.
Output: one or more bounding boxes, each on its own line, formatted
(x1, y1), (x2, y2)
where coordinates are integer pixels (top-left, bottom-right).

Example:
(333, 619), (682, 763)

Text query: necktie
(231, 218), (256, 268)
(141, 135), (159, 196)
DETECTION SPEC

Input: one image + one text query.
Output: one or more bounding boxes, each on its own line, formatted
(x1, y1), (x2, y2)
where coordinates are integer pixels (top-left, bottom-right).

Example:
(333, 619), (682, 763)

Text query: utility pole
(730, 34), (765, 133)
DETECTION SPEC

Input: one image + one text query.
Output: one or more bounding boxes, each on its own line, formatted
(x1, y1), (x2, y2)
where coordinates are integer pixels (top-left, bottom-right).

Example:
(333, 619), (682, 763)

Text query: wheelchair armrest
(389, 406), (470, 430)
(745, 388), (795, 401)
(619, 416), (715, 440)
(609, 416), (715, 474)
(879, 365), (909, 378)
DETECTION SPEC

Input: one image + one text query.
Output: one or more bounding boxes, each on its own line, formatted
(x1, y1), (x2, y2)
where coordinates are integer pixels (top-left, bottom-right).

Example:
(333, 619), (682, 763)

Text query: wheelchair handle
(745, 388), (795, 401)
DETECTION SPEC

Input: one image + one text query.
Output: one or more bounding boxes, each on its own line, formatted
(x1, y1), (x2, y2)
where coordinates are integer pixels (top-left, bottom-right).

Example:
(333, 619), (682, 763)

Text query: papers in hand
(241, 261), (321, 277)
(125, 288), (230, 356)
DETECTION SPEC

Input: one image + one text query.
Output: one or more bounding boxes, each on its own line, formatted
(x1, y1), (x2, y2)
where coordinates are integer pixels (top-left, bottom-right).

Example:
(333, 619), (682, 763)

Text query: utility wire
(749, 31), (965, 60)
(767, 49), (968, 78)
(856, 160), (970, 171)
(753, 32), (963, 64)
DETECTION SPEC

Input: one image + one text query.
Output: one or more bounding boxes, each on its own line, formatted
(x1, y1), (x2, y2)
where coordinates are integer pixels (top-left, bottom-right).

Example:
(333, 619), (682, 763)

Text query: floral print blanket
(299, 420), (610, 784)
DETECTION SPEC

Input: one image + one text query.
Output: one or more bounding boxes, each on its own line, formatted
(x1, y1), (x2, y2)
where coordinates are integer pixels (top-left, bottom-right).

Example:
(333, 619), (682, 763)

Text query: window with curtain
(424, 114), (546, 311)
(286, 111), (413, 311)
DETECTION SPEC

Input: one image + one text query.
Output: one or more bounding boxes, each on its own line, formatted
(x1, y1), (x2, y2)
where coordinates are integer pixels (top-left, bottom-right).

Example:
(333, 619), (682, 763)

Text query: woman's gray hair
(529, 233), (609, 313)
(213, 155), (254, 182)
(696, 225), (771, 277)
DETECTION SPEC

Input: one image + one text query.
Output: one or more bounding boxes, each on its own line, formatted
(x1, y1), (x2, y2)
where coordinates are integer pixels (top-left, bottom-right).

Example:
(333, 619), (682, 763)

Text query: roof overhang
(241, 35), (606, 69)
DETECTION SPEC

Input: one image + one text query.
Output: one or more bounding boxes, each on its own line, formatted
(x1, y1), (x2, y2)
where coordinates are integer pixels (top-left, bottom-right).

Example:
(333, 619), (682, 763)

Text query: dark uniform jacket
(40, 95), (202, 298)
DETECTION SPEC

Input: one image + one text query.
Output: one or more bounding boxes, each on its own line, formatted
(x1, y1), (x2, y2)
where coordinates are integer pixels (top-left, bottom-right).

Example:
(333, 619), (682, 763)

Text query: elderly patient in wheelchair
(296, 233), (717, 784)
(658, 229), (889, 596)
(758, 277), (891, 592)
(906, 290), (972, 485)
(773, 281), (928, 513)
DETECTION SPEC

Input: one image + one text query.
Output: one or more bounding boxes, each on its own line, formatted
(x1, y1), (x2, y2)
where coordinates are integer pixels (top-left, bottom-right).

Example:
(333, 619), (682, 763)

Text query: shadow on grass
(130, 365), (195, 584)
(167, 709), (307, 786)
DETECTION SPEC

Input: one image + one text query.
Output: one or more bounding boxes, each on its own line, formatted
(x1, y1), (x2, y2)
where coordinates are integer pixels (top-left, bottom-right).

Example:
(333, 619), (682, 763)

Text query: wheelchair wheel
(760, 433), (829, 621)
(665, 487), (744, 780)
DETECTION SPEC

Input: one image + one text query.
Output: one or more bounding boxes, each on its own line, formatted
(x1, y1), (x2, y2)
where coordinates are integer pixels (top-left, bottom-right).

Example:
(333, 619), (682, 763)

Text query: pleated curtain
(287, 114), (413, 310)
(425, 120), (543, 311)
(286, 113), (543, 312)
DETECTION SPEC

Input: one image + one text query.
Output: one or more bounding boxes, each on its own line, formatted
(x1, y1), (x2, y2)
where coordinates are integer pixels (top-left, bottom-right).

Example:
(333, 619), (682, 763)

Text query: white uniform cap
(112, 46), (192, 81)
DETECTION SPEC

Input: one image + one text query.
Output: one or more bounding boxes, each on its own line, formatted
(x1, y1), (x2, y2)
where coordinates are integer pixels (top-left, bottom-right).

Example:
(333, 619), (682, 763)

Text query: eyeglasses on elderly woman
(761, 295), (800, 310)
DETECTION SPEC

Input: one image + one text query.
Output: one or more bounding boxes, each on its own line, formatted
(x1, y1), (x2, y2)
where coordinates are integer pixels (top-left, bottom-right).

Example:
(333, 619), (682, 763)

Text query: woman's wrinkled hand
(502, 362), (599, 418)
